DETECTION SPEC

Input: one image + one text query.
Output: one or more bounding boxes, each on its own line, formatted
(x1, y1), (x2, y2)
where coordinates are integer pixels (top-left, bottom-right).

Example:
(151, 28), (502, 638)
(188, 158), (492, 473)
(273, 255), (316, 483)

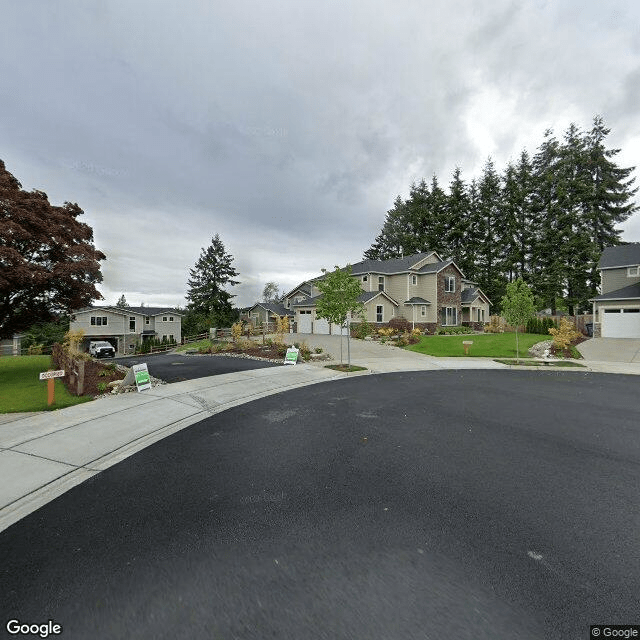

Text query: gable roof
(282, 282), (312, 299)
(599, 244), (640, 269)
(291, 290), (399, 307)
(348, 252), (441, 275)
(591, 282), (640, 301)
(461, 287), (491, 305)
(248, 302), (293, 316)
(404, 297), (431, 305)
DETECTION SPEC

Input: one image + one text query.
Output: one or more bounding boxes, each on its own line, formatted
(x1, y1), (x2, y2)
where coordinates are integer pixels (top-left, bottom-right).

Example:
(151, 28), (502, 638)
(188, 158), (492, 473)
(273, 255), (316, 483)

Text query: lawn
(174, 339), (210, 352)
(0, 355), (93, 413)
(405, 332), (546, 358)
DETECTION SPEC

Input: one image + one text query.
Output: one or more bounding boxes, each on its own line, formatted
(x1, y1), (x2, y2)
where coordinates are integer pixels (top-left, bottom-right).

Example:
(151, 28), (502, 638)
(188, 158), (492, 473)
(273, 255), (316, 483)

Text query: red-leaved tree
(0, 160), (106, 339)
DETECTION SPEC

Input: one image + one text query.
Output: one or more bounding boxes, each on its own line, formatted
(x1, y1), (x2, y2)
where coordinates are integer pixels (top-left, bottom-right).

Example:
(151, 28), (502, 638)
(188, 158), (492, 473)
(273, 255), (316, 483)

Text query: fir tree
(185, 234), (239, 326)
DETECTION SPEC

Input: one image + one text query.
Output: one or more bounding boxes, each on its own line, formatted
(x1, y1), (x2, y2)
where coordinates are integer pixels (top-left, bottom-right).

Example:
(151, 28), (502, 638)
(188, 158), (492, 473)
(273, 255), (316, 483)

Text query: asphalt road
(2, 371), (639, 639)
(114, 352), (280, 382)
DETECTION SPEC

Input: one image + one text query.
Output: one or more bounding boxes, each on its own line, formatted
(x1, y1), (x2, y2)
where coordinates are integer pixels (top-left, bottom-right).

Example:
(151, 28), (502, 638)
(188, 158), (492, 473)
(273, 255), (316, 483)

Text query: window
(162, 316), (167, 322)
(477, 308), (485, 322)
(628, 266), (640, 277)
(129, 316), (135, 331)
(443, 307), (458, 325)
(378, 276), (385, 292)
(90, 317), (95, 326)
(145, 316), (150, 325)
(420, 305), (426, 317)
(604, 309), (621, 313)
(300, 310), (312, 314)
(376, 305), (384, 322)
(362, 275), (368, 282)
(445, 276), (455, 292)
(411, 275), (417, 285)
(91, 316), (108, 326)
(169, 316), (174, 322)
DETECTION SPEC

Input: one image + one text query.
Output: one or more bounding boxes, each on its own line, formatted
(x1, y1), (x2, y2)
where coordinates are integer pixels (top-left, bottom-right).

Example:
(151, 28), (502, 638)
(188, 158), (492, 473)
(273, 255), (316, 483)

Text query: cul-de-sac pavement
(1, 336), (639, 639)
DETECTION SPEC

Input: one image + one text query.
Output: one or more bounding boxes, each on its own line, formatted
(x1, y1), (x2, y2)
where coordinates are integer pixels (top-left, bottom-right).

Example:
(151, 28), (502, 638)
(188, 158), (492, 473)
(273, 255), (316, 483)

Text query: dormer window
(627, 266), (640, 277)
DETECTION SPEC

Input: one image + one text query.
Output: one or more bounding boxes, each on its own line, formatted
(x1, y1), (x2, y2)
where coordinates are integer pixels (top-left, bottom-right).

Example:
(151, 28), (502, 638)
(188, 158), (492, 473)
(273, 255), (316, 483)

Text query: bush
(97, 382), (108, 393)
(548, 318), (581, 350)
(314, 347), (323, 353)
(388, 317), (410, 333)
(352, 318), (373, 339)
(27, 344), (44, 355)
(231, 322), (243, 342)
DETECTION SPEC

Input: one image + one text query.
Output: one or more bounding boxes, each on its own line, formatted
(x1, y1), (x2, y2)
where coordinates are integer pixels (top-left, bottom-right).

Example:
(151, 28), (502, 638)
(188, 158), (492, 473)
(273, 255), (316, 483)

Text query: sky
(3, 0), (640, 308)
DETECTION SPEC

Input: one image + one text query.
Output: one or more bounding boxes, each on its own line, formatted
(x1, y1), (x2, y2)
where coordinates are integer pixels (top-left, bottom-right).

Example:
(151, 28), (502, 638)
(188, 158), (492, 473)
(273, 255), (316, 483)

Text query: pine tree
(186, 234), (239, 326)
(363, 195), (407, 260)
(445, 167), (471, 272)
(115, 294), (129, 308)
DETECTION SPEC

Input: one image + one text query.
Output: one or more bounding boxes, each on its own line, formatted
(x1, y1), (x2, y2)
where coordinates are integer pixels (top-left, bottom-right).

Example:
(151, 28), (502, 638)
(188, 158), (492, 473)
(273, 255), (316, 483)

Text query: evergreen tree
(445, 167), (471, 272)
(363, 195), (407, 260)
(186, 234), (239, 326)
(115, 294), (129, 308)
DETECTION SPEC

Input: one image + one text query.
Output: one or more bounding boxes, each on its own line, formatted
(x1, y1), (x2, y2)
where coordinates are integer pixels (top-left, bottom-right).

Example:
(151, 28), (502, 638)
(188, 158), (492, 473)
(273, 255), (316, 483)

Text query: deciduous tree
(0, 160), (105, 339)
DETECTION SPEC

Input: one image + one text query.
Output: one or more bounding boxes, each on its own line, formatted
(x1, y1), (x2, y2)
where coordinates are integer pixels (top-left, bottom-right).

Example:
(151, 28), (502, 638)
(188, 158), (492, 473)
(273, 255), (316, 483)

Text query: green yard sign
(132, 363), (152, 391)
(284, 347), (299, 365)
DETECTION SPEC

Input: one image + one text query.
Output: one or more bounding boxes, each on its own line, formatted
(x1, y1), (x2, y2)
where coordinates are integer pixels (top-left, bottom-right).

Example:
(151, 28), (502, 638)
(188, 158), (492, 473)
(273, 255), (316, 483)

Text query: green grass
(325, 364), (368, 372)
(0, 355), (93, 413)
(405, 332), (546, 358)
(174, 339), (211, 352)
(495, 359), (586, 368)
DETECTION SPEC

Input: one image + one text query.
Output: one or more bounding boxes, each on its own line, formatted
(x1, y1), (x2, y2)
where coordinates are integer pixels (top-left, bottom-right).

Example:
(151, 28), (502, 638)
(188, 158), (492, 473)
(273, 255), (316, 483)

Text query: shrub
(484, 316), (504, 334)
(97, 382), (108, 393)
(27, 344), (43, 355)
(548, 318), (581, 350)
(231, 322), (243, 342)
(388, 317), (410, 333)
(314, 347), (323, 353)
(352, 317), (373, 339)
(298, 341), (311, 360)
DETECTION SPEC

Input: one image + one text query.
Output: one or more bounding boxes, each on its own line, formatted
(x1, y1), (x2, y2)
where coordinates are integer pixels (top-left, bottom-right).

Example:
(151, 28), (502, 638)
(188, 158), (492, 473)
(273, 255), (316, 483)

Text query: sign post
(132, 363), (152, 392)
(39, 370), (65, 406)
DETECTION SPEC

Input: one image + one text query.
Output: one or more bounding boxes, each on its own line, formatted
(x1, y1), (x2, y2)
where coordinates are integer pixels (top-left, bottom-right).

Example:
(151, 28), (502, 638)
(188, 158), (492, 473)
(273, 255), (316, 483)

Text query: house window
(162, 316), (167, 322)
(169, 316), (174, 322)
(445, 276), (455, 292)
(129, 316), (135, 331)
(378, 276), (385, 292)
(411, 275), (417, 285)
(376, 305), (384, 322)
(477, 308), (485, 322)
(145, 316), (150, 325)
(362, 275), (368, 282)
(628, 266), (640, 277)
(443, 307), (458, 325)
(421, 305), (426, 317)
(91, 316), (108, 326)
(90, 317), (95, 326)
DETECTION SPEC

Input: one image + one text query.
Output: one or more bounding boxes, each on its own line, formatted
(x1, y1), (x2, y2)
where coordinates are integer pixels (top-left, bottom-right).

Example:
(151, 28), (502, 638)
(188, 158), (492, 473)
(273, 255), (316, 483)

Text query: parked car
(89, 341), (116, 358)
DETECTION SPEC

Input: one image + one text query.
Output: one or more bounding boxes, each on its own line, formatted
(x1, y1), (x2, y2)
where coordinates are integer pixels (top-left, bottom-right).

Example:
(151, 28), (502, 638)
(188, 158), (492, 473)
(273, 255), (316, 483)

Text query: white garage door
(314, 318), (330, 334)
(298, 314), (312, 333)
(602, 309), (640, 338)
(331, 323), (344, 335)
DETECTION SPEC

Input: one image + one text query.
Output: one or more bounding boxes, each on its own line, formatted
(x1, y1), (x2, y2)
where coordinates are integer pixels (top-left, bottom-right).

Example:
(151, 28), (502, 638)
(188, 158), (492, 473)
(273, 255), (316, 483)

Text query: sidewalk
(2, 349), (638, 533)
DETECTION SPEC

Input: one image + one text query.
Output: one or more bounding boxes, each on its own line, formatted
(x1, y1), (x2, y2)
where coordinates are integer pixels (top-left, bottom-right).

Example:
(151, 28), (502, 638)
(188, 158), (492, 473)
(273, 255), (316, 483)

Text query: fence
(490, 314), (594, 335)
(51, 344), (86, 396)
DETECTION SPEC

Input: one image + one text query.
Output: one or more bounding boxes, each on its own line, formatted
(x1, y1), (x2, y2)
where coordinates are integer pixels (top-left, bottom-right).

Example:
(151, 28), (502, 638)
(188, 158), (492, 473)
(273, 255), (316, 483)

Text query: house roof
(461, 286), (491, 305)
(599, 243), (640, 269)
(249, 302), (293, 316)
(73, 306), (183, 317)
(591, 282), (640, 301)
(404, 297), (431, 304)
(292, 290), (399, 307)
(348, 252), (441, 275)
(282, 282), (312, 299)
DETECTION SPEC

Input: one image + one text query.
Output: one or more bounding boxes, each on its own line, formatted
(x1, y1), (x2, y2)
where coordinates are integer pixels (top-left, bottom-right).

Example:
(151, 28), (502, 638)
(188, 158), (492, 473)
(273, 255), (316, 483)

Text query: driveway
(115, 351), (280, 382)
(576, 337), (640, 362)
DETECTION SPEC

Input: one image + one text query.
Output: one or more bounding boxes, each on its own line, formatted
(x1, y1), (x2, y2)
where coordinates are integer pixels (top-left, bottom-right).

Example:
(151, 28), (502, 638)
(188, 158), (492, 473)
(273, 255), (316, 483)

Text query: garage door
(298, 314), (312, 333)
(602, 309), (640, 338)
(314, 318), (330, 334)
(331, 323), (344, 336)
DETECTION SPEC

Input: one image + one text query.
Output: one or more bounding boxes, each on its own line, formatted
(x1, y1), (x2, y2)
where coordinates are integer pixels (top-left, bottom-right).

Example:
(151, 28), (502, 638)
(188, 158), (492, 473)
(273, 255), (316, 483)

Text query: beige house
(590, 244), (640, 338)
(70, 306), (182, 355)
(289, 251), (491, 334)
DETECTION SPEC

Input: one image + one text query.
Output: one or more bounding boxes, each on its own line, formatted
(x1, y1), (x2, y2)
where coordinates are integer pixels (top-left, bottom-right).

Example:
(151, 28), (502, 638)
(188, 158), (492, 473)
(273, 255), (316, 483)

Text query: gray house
(70, 306), (183, 354)
(590, 243), (640, 338)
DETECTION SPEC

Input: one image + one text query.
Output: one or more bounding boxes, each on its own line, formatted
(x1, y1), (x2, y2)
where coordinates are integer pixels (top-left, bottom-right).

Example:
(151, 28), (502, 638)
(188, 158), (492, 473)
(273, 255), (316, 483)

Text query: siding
(411, 253), (439, 269)
(601, 267), (640, 294)
(364, 297), (397, 323)
(72, 311), (130, 336)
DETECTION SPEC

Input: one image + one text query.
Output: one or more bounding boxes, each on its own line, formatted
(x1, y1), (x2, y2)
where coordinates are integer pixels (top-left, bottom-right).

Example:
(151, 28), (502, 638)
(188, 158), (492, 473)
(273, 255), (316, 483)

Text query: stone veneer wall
(437, 265), (463, 325)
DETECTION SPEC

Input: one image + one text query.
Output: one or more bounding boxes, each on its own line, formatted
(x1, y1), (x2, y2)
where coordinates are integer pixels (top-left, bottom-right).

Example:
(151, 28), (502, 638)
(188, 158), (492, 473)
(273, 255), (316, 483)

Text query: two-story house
(289, 251), (490, 334)
(590, 244), (640, 338)
(70, 306), (183, 355)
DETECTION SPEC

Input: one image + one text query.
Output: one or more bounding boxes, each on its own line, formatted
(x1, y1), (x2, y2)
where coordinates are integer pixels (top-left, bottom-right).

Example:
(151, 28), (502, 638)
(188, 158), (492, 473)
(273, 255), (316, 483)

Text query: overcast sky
(3, 0), (640, 308)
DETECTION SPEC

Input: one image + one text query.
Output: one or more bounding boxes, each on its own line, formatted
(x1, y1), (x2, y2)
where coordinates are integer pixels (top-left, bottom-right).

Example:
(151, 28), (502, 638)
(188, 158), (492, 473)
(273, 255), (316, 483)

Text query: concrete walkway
(2, 339), (639, 533)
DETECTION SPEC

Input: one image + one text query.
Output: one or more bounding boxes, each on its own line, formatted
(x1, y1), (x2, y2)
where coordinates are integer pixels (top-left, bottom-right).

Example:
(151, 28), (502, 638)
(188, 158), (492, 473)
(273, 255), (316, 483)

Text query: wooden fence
(490, 314), (593, 334)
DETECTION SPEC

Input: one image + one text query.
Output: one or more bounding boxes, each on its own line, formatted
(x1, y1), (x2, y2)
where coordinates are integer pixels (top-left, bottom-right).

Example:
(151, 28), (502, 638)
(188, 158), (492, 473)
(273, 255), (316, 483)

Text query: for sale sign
(39, 370), (65, 380)
(132, 363), (152, 392)
(284, 347), (299, 365)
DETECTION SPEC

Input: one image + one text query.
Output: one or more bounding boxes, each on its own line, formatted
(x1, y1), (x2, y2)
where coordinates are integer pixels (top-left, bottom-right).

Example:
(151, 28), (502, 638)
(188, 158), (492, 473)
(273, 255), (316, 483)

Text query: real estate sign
(284, 347), (299, 365)
(132, 363), (152, 392)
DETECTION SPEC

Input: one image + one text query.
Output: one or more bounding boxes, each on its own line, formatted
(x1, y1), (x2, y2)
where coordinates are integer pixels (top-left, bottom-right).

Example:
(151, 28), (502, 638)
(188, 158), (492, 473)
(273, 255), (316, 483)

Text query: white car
(89, 341), (116, 358)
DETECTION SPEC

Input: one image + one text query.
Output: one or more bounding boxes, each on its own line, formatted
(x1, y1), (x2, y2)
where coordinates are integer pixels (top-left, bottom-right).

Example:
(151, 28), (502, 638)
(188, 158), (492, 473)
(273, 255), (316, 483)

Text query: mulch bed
(81, 360), (126, 396)
(549, 335), (588, 359)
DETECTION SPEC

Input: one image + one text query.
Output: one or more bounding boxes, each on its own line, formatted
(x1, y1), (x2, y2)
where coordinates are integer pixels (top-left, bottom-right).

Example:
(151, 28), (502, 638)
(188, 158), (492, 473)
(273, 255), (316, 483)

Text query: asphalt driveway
(115, 352), (280, 382)
(576, 337), (640, 362)
(2, 370), (639, 639)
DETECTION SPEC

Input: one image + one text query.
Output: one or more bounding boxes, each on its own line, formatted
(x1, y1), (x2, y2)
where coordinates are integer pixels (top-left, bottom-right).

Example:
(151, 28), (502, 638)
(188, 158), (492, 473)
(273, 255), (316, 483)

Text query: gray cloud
(2, 0), (640, 307)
